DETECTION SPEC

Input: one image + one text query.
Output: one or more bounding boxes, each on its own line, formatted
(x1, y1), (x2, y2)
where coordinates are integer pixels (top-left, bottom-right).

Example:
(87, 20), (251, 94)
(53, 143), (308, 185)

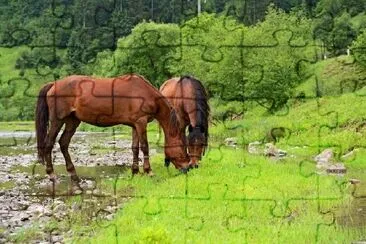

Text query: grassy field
(3, 52), (366, 243)
(61, 87), (365, 243)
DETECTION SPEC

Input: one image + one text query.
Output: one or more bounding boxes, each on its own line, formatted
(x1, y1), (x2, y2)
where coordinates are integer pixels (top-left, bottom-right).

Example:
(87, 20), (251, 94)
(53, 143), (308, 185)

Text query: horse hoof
(132, 168), (139, 175)
(144, 168), (154, 176)
(164, 158), (171, 167)
(48, 174), (57, 183)
(71, 175), (81, 183)
(69, 181), (83, 195)
(180, 167), (189, 174)
(188, 164), (198, 169)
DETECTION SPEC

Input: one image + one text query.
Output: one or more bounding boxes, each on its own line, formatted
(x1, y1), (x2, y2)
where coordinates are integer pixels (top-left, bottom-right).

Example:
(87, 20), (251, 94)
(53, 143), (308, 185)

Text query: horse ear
(188, 125), (193, 132)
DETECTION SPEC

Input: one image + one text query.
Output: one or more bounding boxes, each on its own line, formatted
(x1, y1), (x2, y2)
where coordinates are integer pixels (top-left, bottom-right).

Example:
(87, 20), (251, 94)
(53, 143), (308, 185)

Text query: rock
(277, 149), (287, 157)
(263, 143), (287, 159)
(51, 235), (63, 243)
(349, 179), (361, 185)
(326, 163), (346, 174)
(314, 149), (347, 175)
(224, 137), (237, 147)
(248, 141), (261, 154)
(341, 150), (355, 159)
(314, 149), (333, 165)
(105, 214), (114, 221)
(26, 204), (45, 214)
(264, 143), (278, 157)
(92, 189), (102, 196)
(53, 203), (67, 213)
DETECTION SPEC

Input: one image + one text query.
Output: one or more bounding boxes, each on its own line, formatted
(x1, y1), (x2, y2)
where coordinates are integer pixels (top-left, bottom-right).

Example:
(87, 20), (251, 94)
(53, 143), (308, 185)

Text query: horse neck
(155, 98), (176, 141)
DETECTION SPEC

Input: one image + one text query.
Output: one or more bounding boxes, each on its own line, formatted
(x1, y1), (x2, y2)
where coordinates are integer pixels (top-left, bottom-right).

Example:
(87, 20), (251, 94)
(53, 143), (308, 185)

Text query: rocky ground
(0, 132), (150, 243)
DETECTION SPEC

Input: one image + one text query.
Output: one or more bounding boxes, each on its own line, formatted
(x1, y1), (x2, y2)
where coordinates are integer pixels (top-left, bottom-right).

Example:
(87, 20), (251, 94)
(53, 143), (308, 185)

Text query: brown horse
(160, 76), (209, 168)
(35, 74), (190, 184)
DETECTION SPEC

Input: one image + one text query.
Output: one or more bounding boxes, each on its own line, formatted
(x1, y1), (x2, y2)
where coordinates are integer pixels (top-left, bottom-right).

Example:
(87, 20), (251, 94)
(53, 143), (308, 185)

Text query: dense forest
(1, 0), (366, 120)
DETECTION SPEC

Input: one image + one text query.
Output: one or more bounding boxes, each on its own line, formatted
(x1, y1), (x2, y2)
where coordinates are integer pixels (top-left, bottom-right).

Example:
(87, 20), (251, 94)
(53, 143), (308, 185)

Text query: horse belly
(73, 96), (146, 126)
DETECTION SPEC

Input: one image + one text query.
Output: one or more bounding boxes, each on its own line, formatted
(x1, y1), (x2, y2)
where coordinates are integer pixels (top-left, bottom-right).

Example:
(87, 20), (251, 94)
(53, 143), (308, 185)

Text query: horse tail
(35, 83), (53, 164)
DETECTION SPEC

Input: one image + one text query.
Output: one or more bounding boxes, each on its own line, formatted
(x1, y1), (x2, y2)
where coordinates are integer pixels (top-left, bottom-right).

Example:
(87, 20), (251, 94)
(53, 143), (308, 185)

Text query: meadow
(5, 71), (366, 243)
(1, 51), (366, 243)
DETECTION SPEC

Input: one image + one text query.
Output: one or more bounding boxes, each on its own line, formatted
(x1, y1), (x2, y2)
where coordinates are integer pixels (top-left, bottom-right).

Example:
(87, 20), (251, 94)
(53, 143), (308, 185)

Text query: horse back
(47, 74), (161, 125)
(160, 77), (197, 127)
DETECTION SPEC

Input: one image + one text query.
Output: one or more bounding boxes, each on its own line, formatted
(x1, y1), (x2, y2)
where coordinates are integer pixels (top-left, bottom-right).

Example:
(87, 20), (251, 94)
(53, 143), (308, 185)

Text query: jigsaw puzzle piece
(278, 200), (336, 243)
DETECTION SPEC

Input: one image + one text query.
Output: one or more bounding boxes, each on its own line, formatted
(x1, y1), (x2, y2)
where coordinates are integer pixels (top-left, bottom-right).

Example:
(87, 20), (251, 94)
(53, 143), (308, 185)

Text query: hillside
(296, 55), (366, 98)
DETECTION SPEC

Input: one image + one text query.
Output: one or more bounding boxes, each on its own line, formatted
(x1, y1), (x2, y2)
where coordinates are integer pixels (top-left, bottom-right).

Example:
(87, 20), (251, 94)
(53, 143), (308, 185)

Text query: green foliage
(245, 6), (313, 110)
(352, 30), (366, 66)
(94, 21), (180, 86)
(332, 13), (357, 54)
(313, 0), (365, 55)
(210, 98), (245, 123)
(296, 55), (366, 98)
(174, 7), (313, 111)
(2, 1), (366, 120)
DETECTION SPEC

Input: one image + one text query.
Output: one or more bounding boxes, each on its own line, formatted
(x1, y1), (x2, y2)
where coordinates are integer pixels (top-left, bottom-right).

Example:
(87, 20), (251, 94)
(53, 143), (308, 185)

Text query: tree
(352, 29), (366, 67)
(93, 21), (180, 85)
(171, 7), (313, 111)
(332, 12), (356, 54)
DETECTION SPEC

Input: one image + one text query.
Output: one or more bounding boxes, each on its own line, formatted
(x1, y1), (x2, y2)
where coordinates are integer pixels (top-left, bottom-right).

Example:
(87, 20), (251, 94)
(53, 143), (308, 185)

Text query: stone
(224, 137), (237, 147)
(314, 149), (333, 165)
(264, 143), (278, 157)
(349, 179), (361, 185)
(325, 163), (347, 174)
(248, 141), (261, 154)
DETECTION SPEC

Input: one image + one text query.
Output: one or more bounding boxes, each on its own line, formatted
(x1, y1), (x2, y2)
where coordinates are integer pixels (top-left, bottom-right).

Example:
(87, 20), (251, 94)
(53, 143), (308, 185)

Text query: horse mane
(168, 109), (181, 137)
(178, 75), (210, 139)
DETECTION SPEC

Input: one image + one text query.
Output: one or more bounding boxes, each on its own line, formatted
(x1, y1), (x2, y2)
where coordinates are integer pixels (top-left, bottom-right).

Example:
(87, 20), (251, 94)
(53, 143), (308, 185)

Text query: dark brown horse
(35, 74), (190, 184)
(160, 76), (209, 168)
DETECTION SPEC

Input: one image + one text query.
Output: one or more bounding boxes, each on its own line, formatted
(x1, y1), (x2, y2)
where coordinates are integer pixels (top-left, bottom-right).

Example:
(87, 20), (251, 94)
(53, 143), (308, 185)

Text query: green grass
(1, 53), (366, 242)
(67, 91), (366, 243)
(0, 121), (34, 131)
(0, 46), (54, 89)
(296, 55), (366, 98)
(351, 12), (366, 30)
(211, 92), (366, 159)
(0, 46), (28, 80)
(69, 148), (365, 243)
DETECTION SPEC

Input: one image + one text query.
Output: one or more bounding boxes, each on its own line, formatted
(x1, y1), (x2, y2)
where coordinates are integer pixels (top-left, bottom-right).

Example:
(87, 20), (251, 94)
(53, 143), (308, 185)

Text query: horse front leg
(131, 127), (140, 174)
(136, 122), (153, 176)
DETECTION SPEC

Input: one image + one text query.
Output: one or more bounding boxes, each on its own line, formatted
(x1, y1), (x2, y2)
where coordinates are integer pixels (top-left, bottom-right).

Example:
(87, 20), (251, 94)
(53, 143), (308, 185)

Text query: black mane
(178, 75), (210, 141)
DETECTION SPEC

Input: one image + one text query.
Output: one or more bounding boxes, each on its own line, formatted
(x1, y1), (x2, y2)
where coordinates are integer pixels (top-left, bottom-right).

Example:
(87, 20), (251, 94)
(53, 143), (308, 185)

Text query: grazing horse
(160, 76), (209, 168)
(35, 74), (190, 184)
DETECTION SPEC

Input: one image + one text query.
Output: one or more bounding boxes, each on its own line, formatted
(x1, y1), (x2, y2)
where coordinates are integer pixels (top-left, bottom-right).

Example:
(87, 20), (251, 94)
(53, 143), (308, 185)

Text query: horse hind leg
(44, 120), (64, 182)
(59, 116), (81, 184)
